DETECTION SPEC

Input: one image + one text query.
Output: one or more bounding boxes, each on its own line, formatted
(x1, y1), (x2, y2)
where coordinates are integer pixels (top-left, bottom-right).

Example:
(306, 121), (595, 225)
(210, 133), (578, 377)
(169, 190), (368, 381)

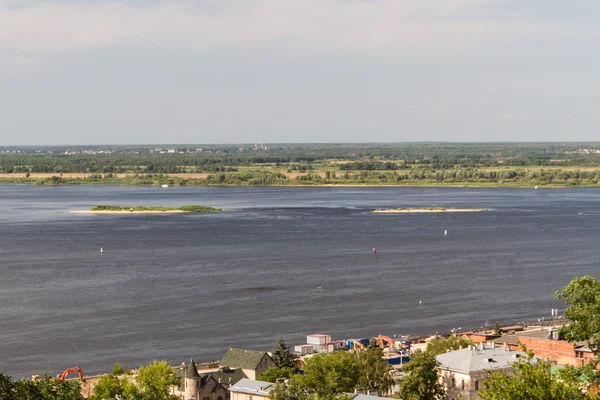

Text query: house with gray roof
(229, 378), (273, 400)
(436, 343), (539, 400)
(220, 349), (276, 380)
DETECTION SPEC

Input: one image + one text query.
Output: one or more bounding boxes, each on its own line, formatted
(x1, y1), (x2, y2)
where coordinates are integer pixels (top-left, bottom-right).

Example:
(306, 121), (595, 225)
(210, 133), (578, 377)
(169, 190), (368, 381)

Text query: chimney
(354, 388), (366, 395)
(367, 390), (378, 396)
(276, 378), (287, 384)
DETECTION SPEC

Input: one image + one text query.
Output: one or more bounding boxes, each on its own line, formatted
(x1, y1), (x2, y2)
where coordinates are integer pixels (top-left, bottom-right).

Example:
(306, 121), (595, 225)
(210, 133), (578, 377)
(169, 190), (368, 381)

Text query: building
(229, 379), (390, 400)
(220, 349), (276, 380)
(229, 378), (272, 400)
(297, 334), (334, 354)
(492, 328), (596, 367)
(436, 344), (537, 400)
(174, 360), (248, 400)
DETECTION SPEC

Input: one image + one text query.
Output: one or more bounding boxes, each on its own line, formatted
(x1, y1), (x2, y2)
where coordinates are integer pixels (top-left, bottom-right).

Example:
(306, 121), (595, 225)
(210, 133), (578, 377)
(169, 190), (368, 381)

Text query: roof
(228, 378), (273, 396)
(492, 335), (520, 346)
(220, 348), (271, 370)
(186, 359), (200, 378)
(352, 394), (389, 400)
(208, 368), (248, 387)
(436, 345), (538, 374)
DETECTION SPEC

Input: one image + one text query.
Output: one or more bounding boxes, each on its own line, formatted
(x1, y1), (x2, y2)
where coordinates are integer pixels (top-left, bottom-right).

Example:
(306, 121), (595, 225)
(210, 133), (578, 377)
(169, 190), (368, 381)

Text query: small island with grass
(71, 205), (222, 214)
(373, 207), (490, 213)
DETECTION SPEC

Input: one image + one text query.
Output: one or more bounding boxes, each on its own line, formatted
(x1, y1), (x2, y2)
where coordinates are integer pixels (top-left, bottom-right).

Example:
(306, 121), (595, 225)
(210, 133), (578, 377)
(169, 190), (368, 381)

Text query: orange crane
(58, 366), (84, 381)
(375, 335), (396, 351)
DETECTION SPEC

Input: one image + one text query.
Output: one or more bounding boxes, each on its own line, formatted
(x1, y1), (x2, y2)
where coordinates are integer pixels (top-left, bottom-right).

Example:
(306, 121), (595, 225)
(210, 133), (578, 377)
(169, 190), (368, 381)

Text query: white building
(436, 344), (538, 400)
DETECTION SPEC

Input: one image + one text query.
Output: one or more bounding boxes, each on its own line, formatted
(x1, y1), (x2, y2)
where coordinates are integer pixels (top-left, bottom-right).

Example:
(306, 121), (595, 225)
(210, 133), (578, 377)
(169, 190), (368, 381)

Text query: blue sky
(1, 0), (599, 145)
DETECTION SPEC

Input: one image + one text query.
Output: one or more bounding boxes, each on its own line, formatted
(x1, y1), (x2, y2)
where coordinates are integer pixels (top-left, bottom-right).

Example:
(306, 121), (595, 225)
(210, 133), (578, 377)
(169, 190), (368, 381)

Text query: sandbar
(70, 210), (187, 214)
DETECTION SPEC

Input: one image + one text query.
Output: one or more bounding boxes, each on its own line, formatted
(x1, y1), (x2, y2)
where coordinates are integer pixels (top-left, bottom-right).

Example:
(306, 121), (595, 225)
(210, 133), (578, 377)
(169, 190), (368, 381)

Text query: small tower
(184, 359), (200, 400)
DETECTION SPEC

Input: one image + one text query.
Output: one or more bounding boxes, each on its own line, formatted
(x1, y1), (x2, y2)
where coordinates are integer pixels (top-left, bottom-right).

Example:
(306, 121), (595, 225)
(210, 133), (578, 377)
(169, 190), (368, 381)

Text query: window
(461, 380), (465, 390)
(451, 377), (455, 388)
(217, 397), (223, 400)
(475, 380), (479, 391)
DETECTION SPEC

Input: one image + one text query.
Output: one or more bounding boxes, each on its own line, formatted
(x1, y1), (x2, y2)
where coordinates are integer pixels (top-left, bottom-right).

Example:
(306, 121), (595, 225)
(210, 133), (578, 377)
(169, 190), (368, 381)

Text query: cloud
(0, 0), (598, 52)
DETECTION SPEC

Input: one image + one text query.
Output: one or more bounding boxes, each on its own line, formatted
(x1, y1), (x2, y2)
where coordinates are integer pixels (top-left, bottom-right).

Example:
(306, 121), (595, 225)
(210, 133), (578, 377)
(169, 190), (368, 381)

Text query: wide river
(0, 185), (599, 378)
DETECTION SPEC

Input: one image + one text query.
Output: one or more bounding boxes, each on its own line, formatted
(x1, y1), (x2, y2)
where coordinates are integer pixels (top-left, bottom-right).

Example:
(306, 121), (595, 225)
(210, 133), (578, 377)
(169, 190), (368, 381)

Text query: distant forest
(2, 143), (600, 173)
(2, 143), (600, 186)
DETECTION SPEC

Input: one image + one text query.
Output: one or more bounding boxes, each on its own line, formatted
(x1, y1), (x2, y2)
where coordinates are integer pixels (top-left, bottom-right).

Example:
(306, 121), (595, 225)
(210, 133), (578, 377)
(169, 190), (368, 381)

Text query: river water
(0, 185), (599, 378)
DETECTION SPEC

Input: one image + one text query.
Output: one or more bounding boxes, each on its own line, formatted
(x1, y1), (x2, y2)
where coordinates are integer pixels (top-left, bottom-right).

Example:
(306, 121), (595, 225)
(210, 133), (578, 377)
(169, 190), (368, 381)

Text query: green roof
(185, 359), (200, 378)
(220, 348), (271, 370)
(206, 368), (248, 387)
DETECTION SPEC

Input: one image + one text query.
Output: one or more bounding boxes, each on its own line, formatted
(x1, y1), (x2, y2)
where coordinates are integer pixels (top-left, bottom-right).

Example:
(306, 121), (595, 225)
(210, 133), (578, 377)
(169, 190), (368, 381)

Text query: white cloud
(0, 0), (597, 52)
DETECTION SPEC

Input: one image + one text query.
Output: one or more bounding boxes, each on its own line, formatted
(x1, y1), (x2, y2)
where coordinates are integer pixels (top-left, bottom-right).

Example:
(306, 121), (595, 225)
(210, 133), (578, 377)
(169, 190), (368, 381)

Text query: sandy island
(70, 210), (189, 214)
(373, 208), (489, 213)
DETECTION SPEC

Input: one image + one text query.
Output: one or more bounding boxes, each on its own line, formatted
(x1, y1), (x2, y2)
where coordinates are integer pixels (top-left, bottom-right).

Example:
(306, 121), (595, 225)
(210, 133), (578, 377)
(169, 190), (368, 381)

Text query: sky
(0, 0), (599, 145)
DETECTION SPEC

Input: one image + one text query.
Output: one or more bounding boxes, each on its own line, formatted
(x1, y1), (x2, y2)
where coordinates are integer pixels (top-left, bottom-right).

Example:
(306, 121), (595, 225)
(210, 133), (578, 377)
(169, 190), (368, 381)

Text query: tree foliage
(425, 336), (475, 357)
(0, 374), (83, 400)
(299, 352), (360, 397)
(273, 337), (297, 369)
(257, 366), (296, 383)
(396, 350), (445, 400)
(135, 360), (179, 400)
(479, 352), (584, 400)
(556, 276), (600, 355)
(355, 347), (394, 395)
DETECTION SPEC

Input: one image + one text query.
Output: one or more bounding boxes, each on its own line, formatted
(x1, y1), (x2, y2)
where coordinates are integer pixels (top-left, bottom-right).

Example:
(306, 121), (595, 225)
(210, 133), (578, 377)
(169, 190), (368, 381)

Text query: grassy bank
(1, 167), (600, 188)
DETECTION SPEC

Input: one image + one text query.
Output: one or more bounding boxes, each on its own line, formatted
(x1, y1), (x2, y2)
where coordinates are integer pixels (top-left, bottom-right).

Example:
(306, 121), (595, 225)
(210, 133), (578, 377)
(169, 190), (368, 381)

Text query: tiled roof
(228, 378), (272, 396)
(220, 348), (270, 370)
(208, 368), (248, 387)
(436, 345), (538, 373)
(186, 359), (200, 378)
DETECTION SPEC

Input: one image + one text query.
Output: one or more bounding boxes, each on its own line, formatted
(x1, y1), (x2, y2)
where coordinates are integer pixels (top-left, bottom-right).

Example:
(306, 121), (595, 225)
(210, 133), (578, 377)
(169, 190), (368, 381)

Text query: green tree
(297, 352), (359, 398)
(9, 375), (83, 400)
(257, 366), (296, 383)
(0, 374), (15, 400)
(89, 375), (123, 400)
(111, 363), (125, 376)
(425, 336), (475, 357)
(136, 360), (179, 400)
(556, 276), (600, 355)
(396, 350), (445, 400)
(355, 347), (394, 395)
(493, 322), (502, 336)
(479, 352), (584, 400)
(272, 337), (296, 369)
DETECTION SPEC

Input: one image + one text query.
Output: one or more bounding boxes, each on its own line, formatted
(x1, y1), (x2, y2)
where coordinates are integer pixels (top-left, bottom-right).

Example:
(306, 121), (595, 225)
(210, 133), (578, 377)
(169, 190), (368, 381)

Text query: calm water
(0, 185), (599, 378)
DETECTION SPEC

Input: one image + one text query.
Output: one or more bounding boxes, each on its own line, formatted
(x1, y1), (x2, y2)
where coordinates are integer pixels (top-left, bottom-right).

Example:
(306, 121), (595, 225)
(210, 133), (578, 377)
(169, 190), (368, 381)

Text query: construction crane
(58, 366), (84, 381)
(375, 335), (396, 351)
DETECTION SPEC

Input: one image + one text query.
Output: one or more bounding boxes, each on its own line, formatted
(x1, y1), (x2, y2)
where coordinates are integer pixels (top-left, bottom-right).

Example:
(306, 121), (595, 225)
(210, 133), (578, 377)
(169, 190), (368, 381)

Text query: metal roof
(436, 345), (537, 374)
(228, 378), (273, 396)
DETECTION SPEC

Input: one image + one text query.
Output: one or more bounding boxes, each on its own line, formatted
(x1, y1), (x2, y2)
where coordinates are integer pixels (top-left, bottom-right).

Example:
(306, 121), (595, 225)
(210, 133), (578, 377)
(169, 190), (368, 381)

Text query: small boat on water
(161, 184), (169, 188)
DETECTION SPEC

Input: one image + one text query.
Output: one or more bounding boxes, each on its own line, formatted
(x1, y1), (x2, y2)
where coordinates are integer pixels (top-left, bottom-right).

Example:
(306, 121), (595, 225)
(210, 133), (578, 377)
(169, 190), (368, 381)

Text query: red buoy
(372, 247), (377, 254)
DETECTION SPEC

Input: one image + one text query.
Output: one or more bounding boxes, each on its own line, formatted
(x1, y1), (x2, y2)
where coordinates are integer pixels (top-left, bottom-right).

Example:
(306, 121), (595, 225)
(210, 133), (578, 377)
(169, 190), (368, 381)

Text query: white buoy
(100, 247), (103, 254)
(535, 186), (538, 189)
(419, 300), (422, 305)
(444, 229), (447, 236)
